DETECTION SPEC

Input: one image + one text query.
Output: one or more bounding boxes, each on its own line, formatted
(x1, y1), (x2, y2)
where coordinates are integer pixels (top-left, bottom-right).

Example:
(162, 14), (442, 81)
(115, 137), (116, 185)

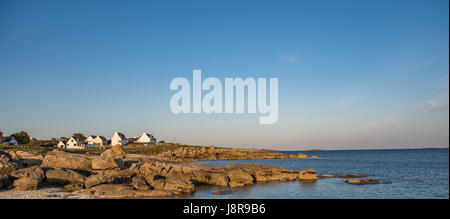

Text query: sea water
(189, 149), (449, 199)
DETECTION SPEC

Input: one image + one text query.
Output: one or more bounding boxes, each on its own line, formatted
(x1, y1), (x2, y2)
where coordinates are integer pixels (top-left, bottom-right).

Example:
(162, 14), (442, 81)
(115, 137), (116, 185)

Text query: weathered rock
(45, 168), (85, 185)
(339, 174), (367, 178)
(345, 179), (381, 185)
(310, 156), (319, 159)
(0, 174), (12, 189)
(100, 189), (176, 198)
(298, 169), (317, 180)
(0, 151), (21, 175)
(13, 177), (42, 190)
(85, 174), (113, 188)
(91, 157), (124, 170)
(11, 166), (45, 190)
(64, 183), (85, 191)
(297, 153), (308, 159)
(89, 184), (134, 196)
(7, 151), (44, 166)
(226, 168), (254, 187)
(190, 170), (230, 186)
(157, 146), (297, 161)
(318, 174), (335, 178)
(130, 176), (150, 190)
(11, 166), (45, 180)
(144, 175), (194, 193)
(93, 168), (136, 182)
(91, 147), (126, 170)
(41, 151), (91, 170)
(138, 159), (230, 187)
(162, 177), (195, 193)
(226, 164), (299, 182)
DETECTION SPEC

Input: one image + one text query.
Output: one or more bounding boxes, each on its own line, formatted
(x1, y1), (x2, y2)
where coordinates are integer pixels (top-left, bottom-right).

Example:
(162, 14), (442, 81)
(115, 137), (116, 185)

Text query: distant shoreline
(272, 147), (449, 152)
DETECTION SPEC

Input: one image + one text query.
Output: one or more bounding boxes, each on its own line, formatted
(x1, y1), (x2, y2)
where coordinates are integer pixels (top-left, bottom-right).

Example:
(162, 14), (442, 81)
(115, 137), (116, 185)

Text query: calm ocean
(189, 148), (449, 199)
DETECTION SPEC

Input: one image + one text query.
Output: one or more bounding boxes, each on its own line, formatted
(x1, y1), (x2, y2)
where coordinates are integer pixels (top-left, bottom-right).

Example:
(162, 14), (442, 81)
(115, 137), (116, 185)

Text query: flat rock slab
(345, 179), (381, 185)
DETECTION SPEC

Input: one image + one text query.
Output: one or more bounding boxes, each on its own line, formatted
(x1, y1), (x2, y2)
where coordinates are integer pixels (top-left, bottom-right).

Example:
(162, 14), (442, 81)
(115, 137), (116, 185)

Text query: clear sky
(0, 0), (448, 150)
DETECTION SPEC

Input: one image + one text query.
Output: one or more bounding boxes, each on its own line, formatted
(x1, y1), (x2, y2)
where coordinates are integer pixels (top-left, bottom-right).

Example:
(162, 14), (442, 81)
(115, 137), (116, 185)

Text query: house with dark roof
(2, 135), (18, 146)
(111, 132), (126, 146)
(57, 140), (68, 148)
(137, 132), (157, 143)
(66, 136), (87, 149)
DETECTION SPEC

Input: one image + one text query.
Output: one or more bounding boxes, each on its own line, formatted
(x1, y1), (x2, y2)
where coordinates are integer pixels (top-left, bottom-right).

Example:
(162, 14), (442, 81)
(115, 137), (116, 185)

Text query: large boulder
(0, 151), (21, 175)
(92, 167), (136, 183)
(7, 151), (44, 166)
(41, 151), (92, 170)
(13, 177), (42, 190)
(139, 161), (230, 187)
(11, 166), (45, 179)
(45, 168), (85, 185)
(298, 169), (317, 180)
(226, 168), (254, 187)
(144, 175), (194, 194)
(91, 147), (125, 170)
(11, 166), (45, 190)
(85, 174), (113, 188)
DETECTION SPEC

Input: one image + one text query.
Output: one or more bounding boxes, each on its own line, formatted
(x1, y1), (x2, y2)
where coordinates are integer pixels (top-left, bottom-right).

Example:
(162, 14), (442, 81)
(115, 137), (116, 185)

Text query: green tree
(12, 131), (30, 145)
(72, 133), (86, 141)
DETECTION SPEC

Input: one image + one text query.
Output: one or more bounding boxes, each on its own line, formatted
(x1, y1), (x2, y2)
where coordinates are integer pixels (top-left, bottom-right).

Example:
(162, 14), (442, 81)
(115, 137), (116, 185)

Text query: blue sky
(0, 0), (448, 150)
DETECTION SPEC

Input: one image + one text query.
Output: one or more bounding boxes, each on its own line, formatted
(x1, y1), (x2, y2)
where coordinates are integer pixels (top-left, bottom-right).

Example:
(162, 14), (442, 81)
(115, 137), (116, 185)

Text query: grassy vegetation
(0, 144), (52, 153)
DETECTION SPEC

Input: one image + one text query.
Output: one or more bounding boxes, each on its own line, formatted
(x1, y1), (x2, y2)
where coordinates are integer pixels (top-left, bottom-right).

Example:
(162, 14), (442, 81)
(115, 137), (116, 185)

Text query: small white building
(2, 136), (18, 146)
(137, 132), (156, 143)
(57, 140), (67, 148)
(93, 136), (107, 146)
(111, 132), (126, 146)
(66, 136), (87, 149)
(85, 135), (97, 146)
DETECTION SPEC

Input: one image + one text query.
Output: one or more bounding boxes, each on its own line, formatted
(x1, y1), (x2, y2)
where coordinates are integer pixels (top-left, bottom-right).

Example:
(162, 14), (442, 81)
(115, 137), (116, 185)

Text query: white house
(2, 135), (18, 146)
(137, 132), (156, 143)
(85, 135), (97, 146)
(93, 136), (107, 146)
(66, 136), (87, 149)
(111, 132), (126, 146)
(57, 140), (67, 148)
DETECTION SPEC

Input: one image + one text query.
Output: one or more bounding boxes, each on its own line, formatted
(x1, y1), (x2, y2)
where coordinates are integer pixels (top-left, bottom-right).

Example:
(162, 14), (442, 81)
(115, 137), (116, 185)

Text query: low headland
(0, 144), (376, 199)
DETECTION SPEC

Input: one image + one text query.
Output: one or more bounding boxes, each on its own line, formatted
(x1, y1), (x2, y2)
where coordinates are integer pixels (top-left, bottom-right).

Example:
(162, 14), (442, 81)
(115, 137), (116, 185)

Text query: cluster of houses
(0, 131), (18, 146)
(57, 131), (157, 149)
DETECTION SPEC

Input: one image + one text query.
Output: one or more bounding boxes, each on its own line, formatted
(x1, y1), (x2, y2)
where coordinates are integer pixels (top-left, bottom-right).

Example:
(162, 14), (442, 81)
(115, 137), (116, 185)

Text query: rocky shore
(156, 145), (301, 161)
(1, 147), (319, 199)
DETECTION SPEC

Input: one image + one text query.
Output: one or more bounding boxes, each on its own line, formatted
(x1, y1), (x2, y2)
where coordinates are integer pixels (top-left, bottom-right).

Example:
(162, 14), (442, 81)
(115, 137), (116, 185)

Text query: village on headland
(0, 130), (157, 149)
(1, 129), (380, 199)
